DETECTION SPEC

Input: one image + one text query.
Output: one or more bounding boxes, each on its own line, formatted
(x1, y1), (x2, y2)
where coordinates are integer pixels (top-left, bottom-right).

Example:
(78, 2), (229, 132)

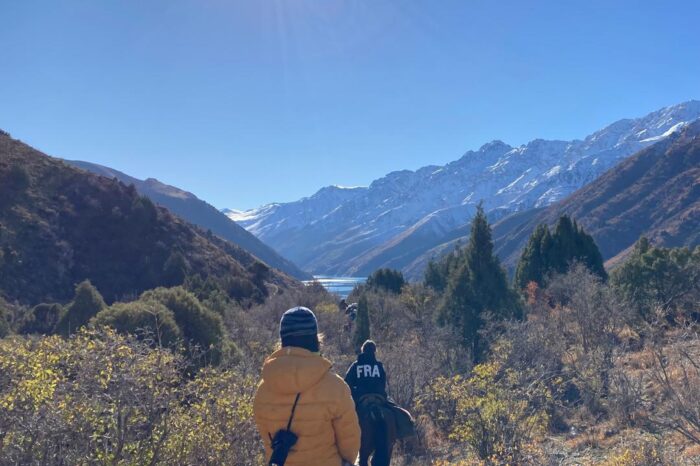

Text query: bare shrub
(645, 326), (700, 445)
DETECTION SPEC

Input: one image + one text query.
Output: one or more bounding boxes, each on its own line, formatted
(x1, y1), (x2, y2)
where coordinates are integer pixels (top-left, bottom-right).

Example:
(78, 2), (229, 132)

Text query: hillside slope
(229, 100), (700, 276)
(67, 161), (310, 280)
(0, 131), (297, 305)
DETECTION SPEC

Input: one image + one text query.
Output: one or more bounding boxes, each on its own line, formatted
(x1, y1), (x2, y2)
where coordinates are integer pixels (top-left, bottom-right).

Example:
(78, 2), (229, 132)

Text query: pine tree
(552, 216), (576, 273)
(424, 250), (457, 292)
(55, 280), (107, 336)
(424, 259), (444, 290)
(367, 268), (405, 294)
(514, 224), (551, 289)
(438, 205), (520, 361)
(515, 216), (607, 289)
(353, 295), (371, 353)
(571, 224), (605, 279)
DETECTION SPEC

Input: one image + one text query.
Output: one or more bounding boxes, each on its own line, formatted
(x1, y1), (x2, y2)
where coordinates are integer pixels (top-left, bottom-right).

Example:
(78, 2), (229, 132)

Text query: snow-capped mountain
(226, 100), (700, 276)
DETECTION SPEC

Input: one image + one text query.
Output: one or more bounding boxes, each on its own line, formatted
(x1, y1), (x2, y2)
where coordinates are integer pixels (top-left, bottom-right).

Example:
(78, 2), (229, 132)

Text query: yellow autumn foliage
(0, 328), (262, 466)
(421, 355), (551, 465)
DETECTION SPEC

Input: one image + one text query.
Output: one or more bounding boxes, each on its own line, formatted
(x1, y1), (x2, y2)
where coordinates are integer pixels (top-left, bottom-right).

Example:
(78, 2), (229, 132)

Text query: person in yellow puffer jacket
(254, 306), (361, 466)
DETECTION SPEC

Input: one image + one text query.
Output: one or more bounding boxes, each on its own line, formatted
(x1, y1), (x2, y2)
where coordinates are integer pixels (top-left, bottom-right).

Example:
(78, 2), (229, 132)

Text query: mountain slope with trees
(407, 118), (700, 279)
(67, 160), (310, 280)
(492, 118), (700, 271)
(0, 131), (297, 305)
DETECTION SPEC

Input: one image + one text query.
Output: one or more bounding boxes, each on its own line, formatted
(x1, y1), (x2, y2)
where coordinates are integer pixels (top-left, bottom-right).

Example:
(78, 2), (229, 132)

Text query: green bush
(611, 239), (700, 320)
(140, 287), (225, 361)
(93, 301), (182, 347)
(54, 280), (107, 336)
(21, 303), (64, 335)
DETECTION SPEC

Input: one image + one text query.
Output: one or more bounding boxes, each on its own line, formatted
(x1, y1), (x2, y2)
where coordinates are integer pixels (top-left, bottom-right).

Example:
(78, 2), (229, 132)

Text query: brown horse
(357, 395), (398, 466)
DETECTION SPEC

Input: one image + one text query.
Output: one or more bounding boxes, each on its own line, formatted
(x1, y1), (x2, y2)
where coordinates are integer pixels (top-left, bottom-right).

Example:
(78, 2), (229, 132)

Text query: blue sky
(1, 1), (699, 209)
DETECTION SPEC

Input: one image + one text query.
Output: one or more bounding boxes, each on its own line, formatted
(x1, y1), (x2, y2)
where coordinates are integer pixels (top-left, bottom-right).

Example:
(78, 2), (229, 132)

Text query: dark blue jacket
(344, 352), (387, 401)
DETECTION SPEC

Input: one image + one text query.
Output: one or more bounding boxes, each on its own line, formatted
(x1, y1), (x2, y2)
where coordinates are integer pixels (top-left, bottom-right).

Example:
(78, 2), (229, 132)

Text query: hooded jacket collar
(262, 346), (332, 395)
(357, 352), (377, 364)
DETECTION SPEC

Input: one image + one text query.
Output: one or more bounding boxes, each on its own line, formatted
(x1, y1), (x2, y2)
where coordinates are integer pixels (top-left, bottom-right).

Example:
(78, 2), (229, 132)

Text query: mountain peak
(141, 178), (196, 200)
(479, 140), (511, 152)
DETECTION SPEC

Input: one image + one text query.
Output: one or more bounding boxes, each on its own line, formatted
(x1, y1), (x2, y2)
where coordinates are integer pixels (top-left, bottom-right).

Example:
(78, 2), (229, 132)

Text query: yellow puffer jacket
(254, 347), (361, 466)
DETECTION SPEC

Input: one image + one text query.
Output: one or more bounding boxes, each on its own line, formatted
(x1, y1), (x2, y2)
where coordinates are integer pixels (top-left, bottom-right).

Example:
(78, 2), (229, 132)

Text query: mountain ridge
(67, 161), (311, 280)
(228, 100), (700, 276)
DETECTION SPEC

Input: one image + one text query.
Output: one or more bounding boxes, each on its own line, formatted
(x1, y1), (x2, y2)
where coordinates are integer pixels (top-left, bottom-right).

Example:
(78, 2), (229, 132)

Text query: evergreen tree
(611, 240), (700, 319)
(438, 205), (520, 361)
(552, 216), (577, 272)
(515, 216), (606, 289)
(575, 227), (607, 279)
(424, 259), (445, 291)
(353, 295), (371, 353)
(366, 268), (405, 294)
(55, 280), (107, 336)
(424, 245), (461, 292)
(514, 224), (551, 289)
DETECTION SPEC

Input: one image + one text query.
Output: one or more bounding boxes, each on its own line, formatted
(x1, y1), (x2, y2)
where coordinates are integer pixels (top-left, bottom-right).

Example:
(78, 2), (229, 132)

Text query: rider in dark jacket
(344, 340), (387, 403)
(345, 340), (416, 444)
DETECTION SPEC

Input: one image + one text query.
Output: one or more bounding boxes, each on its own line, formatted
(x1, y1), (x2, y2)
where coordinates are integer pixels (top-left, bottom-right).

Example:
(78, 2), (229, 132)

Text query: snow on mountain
(226, 100), (700, 276)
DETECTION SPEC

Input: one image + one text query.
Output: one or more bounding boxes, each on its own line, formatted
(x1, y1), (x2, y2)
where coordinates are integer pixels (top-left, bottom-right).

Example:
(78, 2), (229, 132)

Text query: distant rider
(343, 302), (358, 332)
(344, 340), (387, 403)
(344, 340), (415, 442)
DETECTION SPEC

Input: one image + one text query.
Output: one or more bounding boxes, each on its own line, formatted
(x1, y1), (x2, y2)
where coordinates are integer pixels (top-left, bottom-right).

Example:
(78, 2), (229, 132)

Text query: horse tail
(370, 405), (390, 466)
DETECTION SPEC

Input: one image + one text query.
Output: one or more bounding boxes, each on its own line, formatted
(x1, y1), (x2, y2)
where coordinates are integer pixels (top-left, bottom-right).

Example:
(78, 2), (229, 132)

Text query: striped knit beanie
(280, 306), (318, 339)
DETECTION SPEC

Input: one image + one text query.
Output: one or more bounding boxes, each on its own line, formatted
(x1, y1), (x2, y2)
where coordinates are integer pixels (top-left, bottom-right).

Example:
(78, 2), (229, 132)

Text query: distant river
(303, 276), (366, 298)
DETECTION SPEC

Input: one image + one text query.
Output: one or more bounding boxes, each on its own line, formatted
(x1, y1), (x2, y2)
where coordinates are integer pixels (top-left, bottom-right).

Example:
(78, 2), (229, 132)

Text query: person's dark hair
(282, 334), (320, 353)
(361, 339), (376, 356)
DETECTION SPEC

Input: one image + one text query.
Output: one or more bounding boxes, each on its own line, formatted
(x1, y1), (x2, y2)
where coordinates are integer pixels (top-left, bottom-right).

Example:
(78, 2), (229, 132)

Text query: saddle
(358, 394), (387, 422)
(357, 394), (415, 439)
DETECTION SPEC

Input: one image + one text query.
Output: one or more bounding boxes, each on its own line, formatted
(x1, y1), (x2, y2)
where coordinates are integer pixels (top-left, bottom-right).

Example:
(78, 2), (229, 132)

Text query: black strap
(286, 393), (301, 431)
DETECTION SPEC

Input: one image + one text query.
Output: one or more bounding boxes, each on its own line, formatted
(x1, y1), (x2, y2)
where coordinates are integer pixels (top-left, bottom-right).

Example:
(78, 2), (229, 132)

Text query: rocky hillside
(229, 100), (700, 276)
(67, 161), (310, 280)
(0, 131), (297, 305)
